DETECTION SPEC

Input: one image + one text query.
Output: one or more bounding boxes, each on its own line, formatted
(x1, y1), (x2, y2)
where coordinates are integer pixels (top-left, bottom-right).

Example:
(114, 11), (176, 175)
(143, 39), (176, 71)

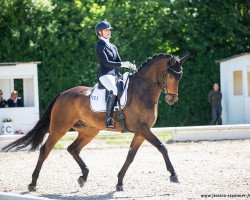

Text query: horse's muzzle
(165, 94), (178, 105)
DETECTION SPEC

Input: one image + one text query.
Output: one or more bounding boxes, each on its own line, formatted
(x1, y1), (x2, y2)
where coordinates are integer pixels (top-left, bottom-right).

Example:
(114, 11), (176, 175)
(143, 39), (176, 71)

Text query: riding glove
(121, 62), (136, 70)
(121, 61), (131, 68)
(130, 64), (136, 70)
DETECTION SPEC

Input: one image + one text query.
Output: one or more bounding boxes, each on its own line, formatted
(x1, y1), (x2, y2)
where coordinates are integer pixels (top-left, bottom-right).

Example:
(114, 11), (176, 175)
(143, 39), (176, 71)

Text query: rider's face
(100, 29), (111, 39)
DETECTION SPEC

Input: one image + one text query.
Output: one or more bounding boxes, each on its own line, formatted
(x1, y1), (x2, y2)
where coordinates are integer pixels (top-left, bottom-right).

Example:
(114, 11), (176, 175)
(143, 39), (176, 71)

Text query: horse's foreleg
(136, 124), (179, 183)
(28, 134), (62, 192)
(67, 128), (99, 188)
(116, 135), (144, 191)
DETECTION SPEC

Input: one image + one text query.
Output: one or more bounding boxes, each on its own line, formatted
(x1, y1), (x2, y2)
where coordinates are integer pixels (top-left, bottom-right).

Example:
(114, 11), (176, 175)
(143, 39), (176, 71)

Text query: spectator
(0, 90), (8, 108)
(7, 91), (24, 107)
(208, 83), (222, 125)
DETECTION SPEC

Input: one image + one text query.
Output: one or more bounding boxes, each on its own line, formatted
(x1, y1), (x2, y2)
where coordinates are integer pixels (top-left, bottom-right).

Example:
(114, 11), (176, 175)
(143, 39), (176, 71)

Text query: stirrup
(116, 109), (131, 133)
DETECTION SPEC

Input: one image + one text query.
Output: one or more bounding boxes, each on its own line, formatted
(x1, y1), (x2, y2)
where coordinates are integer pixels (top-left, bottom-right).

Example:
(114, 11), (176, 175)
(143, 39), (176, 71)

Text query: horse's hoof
(116, 184), (124, 191)
(170, 174), (179, 183)
(28, 184), (36, 192)
(78, 176), (86, 187)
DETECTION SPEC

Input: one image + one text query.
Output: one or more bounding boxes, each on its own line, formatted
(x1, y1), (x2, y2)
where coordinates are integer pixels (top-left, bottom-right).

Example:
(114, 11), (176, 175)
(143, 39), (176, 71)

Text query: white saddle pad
(90, 72), (130, 112)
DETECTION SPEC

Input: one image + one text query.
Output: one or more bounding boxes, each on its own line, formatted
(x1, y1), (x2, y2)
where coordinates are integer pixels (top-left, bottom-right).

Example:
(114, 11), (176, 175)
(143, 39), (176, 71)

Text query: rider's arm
(113, 45), (122, 62)
(96, 45), (121, 68)
(116, 53), (122, 62)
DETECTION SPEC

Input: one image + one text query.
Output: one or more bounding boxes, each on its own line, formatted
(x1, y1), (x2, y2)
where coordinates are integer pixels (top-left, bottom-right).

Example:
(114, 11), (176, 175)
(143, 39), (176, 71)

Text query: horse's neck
(129, 65), (162, 105)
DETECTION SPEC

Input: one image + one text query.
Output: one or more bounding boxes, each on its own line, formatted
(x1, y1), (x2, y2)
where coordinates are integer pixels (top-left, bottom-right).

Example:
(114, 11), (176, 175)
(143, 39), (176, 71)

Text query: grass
(102, 132), (172, 145)
(54, 142), (64, 149)
(154, 132), (173, 142)
(96, 134), (130, 140)
(105, 140), (132, 145)
(61, 132), (172, 140)
(61, 135), (77, 141)
(57, 131), (172, 148)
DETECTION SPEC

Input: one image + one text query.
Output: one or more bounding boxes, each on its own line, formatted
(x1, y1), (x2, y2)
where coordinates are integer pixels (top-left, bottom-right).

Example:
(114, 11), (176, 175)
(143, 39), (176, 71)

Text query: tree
(0, 0), (249, 126)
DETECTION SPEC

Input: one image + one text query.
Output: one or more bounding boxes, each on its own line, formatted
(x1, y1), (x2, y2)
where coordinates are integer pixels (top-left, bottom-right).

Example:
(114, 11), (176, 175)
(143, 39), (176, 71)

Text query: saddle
(90, 72), (130, 113)
(90, 72), (130, 132)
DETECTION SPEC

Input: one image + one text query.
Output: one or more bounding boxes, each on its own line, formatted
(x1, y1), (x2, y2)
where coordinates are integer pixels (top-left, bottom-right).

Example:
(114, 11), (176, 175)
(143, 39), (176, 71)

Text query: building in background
(0, 62), (40, 133)
(217, 53), (250, 124)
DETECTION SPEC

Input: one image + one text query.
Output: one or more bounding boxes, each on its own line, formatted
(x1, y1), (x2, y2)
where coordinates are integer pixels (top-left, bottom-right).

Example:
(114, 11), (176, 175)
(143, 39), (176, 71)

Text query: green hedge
(0, 0), (249, 126)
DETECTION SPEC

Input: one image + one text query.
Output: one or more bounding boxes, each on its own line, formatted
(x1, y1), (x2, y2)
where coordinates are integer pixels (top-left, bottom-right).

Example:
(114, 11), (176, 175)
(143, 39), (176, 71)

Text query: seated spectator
(7, 91), (24, 107)
(0, 90), (8, 108)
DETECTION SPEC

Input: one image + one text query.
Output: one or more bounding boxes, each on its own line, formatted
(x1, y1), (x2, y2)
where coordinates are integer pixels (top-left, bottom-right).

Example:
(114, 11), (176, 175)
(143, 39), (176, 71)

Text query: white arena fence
(0, 124), (250, 151)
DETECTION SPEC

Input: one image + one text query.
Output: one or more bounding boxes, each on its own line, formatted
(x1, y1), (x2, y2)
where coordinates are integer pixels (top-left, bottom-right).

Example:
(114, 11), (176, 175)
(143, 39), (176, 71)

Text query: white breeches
(99, 74), (118, 96)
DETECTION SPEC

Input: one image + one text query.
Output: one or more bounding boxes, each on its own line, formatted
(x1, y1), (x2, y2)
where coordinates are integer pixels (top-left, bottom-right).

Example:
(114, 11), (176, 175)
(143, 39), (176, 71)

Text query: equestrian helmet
(95, 21), (113, 35)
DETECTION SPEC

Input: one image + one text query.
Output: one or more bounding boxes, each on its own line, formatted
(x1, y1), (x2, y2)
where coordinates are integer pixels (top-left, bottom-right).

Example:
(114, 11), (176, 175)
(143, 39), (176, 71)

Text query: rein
(133, 69), (168, 94)
(132, 62), (182, 96)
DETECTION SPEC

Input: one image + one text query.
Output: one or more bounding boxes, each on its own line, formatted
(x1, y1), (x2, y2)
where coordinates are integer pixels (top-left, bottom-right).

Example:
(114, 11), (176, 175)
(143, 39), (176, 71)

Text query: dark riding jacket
(95, 39), (122, 79)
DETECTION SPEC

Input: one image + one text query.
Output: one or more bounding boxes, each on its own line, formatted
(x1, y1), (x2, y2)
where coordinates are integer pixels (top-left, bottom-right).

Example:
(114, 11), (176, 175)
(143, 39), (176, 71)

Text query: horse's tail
(2, 93), (61, 152)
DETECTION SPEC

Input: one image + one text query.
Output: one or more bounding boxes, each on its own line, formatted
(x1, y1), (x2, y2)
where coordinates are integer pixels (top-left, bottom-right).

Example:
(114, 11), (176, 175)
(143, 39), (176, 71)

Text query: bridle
(131, 57), (183, 96)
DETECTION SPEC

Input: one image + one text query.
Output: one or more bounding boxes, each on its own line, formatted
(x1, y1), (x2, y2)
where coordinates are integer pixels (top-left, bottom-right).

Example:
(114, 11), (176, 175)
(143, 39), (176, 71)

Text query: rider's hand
(130, 63), (136, 70)
(121, 61), (131, 68)
(121, 62), (136, 70)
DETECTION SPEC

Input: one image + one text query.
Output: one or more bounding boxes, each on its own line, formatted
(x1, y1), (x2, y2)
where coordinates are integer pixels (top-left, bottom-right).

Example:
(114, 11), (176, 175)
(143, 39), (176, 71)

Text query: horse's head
(135, 53), (189, 106)
(164, 53), (189, 105)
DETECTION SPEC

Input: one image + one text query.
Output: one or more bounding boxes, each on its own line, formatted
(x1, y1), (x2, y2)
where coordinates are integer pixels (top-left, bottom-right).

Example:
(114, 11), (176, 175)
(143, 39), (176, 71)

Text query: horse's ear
(180, 53), (190, 65)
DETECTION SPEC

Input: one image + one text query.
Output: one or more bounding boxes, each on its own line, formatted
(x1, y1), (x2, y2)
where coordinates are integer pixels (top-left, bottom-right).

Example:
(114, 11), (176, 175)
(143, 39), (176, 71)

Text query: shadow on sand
(36, 190), (171, 200)
(40, 191), (115, 200)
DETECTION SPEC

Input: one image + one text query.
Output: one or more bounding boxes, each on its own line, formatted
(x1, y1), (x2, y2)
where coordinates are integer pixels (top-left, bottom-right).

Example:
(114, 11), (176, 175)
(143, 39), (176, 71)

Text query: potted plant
(1, 118), (14, 135)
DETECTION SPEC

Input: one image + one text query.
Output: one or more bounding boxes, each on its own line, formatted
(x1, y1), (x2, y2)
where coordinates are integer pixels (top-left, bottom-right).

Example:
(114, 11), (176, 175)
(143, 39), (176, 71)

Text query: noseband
(133, 57), (182, 95)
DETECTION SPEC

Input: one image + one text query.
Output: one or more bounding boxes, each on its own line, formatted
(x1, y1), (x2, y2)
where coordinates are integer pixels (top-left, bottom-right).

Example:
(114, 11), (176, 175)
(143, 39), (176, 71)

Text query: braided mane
(138, 53), (172, 72)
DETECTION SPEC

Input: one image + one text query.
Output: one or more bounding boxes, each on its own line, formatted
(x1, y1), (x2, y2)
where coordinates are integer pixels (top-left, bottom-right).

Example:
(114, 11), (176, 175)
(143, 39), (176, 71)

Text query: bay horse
(3, 53), (189, 192)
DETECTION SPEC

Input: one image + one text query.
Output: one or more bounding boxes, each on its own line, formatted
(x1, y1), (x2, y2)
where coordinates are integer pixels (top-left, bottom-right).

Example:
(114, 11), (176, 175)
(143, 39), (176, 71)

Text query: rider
(95, 21), (135, 128)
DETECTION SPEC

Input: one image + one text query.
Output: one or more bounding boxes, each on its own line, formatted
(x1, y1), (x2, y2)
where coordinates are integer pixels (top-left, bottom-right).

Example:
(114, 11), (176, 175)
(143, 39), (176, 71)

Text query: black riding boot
(105, 92), (117, 128)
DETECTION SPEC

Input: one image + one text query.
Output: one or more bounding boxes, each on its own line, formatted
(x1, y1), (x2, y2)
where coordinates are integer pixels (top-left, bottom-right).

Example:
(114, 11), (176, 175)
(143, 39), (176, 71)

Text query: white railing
(1, 124), (250, 150)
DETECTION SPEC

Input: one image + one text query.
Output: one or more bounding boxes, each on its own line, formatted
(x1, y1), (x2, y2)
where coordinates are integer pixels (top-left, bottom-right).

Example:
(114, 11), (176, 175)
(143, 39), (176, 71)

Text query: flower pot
(1, 122), (14, 135)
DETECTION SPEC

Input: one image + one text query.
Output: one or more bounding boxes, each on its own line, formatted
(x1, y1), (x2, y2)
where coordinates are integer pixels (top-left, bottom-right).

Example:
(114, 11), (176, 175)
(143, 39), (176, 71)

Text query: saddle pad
(90, 72), (130, 112)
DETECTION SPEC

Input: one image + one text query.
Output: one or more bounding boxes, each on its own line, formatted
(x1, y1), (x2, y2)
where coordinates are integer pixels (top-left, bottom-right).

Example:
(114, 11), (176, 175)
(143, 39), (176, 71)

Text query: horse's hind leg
(67, 128), (99, 188)
(116, 135), (145, 191)
(28, 133), (63, 192)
